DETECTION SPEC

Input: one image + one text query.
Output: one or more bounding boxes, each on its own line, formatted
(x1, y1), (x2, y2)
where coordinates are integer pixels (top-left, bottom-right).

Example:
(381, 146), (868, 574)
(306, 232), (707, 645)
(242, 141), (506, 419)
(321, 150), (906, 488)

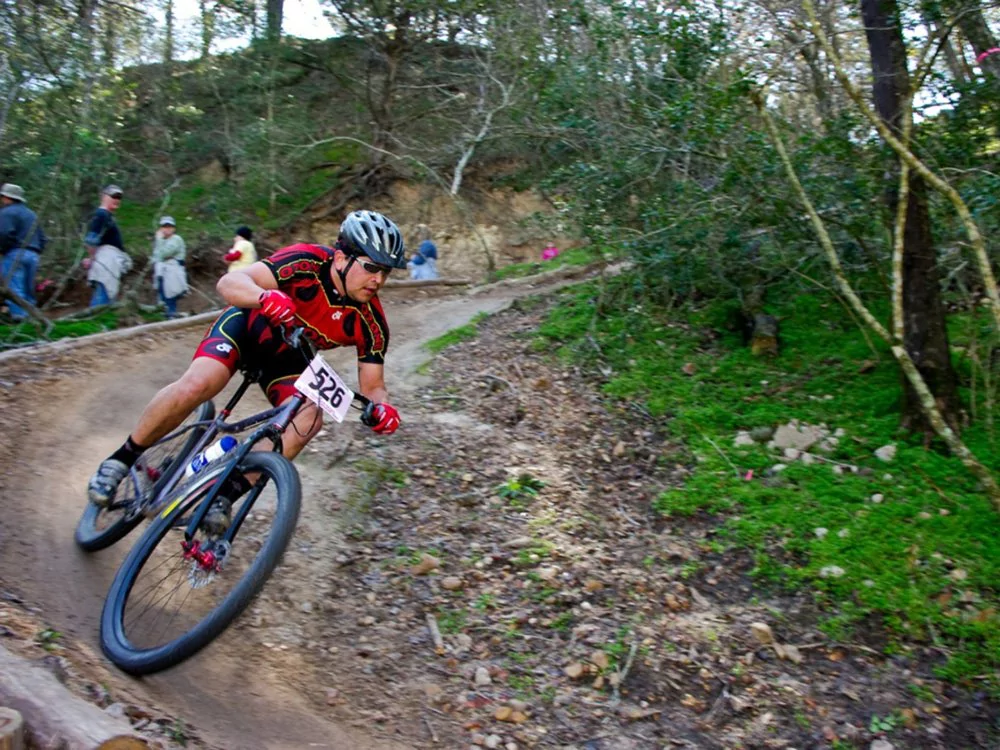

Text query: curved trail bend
(0, 270), (595, 750)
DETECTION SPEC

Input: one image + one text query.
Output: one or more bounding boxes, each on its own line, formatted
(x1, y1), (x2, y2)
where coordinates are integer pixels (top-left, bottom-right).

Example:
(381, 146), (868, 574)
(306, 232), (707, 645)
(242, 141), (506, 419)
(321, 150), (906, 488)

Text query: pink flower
(541, 245), (560, 261)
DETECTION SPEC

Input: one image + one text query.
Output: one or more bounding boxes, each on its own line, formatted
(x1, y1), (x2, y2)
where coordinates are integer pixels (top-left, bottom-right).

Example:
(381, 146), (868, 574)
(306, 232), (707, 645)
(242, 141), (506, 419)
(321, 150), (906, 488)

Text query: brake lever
(359, 401), (378, 427)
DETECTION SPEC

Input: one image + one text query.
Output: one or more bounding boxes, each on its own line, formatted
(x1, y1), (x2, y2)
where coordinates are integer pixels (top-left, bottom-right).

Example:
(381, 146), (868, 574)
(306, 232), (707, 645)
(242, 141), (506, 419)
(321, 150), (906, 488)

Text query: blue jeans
(1, 248), (40, 320)
(90, 282), (110, 307)
(157, 277), (179, 318)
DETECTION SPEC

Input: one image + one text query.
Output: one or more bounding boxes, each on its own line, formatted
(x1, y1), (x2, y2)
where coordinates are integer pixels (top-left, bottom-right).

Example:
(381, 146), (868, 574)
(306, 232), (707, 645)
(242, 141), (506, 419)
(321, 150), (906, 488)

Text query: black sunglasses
(109, 193), (123, 200)
(358, 259), (392, 276)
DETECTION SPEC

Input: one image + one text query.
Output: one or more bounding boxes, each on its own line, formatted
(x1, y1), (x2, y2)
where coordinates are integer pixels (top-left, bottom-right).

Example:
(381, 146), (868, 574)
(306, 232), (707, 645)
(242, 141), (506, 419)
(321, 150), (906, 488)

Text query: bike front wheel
(75, 400), (216, 552)
(100, 451), (301, 675)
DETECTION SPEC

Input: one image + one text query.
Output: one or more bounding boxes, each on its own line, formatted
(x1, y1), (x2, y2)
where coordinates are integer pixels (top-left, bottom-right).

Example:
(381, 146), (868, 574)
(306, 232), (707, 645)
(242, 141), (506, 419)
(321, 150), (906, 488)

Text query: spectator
(0, 183), (46, 321)
(224, 225), (257, 272)
(85, 184), (132, 307)
(541, 243), (560, 261)
(152, 215), (187, 319)
(408, 224), (439, 280)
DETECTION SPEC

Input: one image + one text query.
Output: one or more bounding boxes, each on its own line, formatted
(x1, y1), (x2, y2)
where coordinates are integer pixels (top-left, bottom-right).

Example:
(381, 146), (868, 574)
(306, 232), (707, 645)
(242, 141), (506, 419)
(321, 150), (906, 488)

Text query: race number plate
(295, 353), (354, 423)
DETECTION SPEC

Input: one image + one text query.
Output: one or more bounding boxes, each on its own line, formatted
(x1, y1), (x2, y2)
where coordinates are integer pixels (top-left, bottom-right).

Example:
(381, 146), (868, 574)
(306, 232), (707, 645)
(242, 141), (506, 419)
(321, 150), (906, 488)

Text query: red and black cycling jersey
(261, 243), (389, 363)
(193, 243), (390, 405)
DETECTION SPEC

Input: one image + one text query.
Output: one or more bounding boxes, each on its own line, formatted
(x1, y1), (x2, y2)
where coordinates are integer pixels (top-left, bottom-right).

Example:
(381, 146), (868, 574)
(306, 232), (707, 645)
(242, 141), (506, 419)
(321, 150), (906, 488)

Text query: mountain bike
(84, 327), (376, 675)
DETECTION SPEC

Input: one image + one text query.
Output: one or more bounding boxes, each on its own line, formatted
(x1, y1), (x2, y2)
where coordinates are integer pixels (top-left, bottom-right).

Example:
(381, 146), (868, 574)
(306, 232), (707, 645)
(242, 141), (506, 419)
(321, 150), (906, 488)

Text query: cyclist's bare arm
(358, 361), (389, 405)
(216, 261), (277, 307)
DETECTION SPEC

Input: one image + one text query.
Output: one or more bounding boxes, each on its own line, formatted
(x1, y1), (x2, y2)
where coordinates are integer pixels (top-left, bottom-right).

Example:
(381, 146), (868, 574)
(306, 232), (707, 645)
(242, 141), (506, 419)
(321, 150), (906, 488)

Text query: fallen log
(0, 647), (145, 750)
(383, 277), (472, 288)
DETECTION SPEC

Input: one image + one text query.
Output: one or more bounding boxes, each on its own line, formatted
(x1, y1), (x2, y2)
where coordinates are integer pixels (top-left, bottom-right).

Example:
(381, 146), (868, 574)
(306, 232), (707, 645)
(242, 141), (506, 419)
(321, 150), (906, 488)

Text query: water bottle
(184, 436), (238, 478)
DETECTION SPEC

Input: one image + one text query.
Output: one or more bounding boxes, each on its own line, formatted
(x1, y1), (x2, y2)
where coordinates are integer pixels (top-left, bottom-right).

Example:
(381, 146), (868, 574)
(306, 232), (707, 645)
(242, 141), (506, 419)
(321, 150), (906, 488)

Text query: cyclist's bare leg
(89, 358), (233, 506)
(131, 358), (232, 446)
(276, 401), (323, 460)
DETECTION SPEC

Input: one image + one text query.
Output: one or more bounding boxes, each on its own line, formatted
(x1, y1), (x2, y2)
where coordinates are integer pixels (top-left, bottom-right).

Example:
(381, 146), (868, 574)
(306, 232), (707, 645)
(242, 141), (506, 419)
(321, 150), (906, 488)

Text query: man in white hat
(151, 215), (187, 318)
(0, 183), (47, 321)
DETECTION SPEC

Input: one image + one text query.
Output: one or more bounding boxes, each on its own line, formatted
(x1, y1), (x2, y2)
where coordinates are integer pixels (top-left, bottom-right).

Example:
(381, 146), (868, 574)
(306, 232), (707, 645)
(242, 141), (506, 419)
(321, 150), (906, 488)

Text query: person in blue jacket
(0, 183), (46, 321)
(408, 224), (439, 280)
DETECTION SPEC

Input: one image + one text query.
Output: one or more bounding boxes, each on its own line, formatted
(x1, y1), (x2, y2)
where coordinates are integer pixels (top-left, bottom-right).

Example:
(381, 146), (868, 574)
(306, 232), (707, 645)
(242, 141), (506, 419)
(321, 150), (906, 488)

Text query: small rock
(874, 444), (897, 462)
(784, 447), (801, 461)
(774, 643), (803, 664)
(474, 667), (492, 686)
(814, 527), (828, 539)
(820, 565), (846, 578)
(325, 688), (340, 705)
(871, 493), (884, 504)
(104, 702), (127, 719)
(949, 569), (968, 582)
(612, 441), (626, 457)
(870, 740), (895, 750)
(750, 622), (774, 645)
(442, 576), (464, 591)
(411, 554), (441, 575)
(564, 662), (586, 679)
(918, 511), (932, 520)
(589, 650), (610, 670)
(537, 567), (559, 582)
(583, 579), (604, 592)
(485, 735), (502, 749)
(358, 615), (376, 626)
(733, 431), (755, 447)
(494, 706), (513, 721)
(681, 362), (697, 376)
(299, 601), (314, 614)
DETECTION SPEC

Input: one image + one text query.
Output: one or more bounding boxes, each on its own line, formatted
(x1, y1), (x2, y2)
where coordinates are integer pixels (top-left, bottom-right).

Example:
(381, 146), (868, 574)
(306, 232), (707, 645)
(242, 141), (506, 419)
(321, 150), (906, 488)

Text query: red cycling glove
(258, 290), (297, 325)
(371, 403), (400, 434)
(224, 249), (242, 262)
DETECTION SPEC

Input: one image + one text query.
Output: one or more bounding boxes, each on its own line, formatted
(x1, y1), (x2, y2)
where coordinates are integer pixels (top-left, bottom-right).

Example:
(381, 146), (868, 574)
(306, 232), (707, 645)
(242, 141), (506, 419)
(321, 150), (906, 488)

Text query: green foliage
(436, 607), (467, 635)
(423, 313), (489, 354)
(497, 472), (545, 508)
(35, 628), (62, 652)
(538, 276), (1000, 691)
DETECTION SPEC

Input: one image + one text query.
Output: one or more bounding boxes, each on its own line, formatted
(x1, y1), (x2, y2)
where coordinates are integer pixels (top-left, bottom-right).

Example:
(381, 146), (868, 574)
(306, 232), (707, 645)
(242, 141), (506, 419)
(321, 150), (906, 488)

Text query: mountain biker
(86, 210), (406, 531)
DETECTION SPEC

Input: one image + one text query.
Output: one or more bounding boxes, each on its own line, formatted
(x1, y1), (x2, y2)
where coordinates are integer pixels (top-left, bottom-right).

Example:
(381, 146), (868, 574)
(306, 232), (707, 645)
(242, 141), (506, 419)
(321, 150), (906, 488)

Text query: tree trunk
(164, 0), (175, 66)
(200, 0), (215, 58)
(266, 0), (283, 43)
(861, 0), (962, 432)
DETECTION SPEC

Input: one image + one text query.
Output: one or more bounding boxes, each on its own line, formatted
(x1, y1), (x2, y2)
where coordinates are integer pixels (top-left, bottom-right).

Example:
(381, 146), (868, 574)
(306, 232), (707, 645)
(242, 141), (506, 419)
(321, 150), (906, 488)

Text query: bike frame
(136, 328), (371, 543)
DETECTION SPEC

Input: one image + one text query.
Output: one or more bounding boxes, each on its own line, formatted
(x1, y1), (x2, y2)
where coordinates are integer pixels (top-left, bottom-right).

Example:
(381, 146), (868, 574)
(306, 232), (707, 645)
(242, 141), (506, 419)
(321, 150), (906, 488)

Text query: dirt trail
(0, 272), (589, 750)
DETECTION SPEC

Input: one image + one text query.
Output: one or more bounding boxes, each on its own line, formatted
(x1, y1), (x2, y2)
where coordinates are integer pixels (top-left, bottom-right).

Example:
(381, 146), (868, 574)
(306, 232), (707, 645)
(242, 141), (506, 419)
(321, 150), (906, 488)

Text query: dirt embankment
(0, 266), (996, 750)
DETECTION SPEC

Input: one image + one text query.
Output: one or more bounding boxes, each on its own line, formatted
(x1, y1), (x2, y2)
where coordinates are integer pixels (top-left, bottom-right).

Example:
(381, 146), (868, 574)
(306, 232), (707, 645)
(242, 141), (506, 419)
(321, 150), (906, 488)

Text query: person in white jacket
(152, 216), (187, 318)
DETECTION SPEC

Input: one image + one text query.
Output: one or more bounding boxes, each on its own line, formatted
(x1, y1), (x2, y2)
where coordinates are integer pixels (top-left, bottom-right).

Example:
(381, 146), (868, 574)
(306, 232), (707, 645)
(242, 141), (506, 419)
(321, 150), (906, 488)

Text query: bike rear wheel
(100, 451), (301, 675)
(75, 401), (216, 552)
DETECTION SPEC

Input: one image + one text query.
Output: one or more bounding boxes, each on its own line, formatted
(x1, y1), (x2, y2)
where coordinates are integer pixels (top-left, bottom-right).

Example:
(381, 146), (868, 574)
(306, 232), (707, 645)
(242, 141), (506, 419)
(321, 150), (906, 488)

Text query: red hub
(181, 540), (220, 572)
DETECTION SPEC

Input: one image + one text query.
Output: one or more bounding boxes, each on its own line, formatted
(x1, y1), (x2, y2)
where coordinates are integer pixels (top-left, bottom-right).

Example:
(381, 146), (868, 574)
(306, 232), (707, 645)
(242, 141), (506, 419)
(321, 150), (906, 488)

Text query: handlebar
(284, 325), (379, 426)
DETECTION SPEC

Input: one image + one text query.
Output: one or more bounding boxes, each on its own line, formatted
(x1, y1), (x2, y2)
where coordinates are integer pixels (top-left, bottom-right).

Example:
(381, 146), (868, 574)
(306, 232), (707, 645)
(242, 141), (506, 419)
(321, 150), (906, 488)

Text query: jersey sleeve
(262, 244), (329, 287)
(355, 298), (390, 365)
